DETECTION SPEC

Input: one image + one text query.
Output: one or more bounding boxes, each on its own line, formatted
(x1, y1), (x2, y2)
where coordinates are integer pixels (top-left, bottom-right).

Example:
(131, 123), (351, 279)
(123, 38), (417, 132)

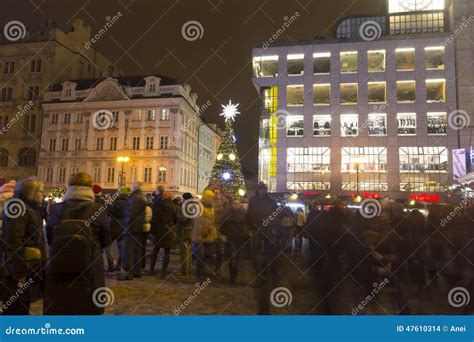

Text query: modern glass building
(252, 0), (473, 199)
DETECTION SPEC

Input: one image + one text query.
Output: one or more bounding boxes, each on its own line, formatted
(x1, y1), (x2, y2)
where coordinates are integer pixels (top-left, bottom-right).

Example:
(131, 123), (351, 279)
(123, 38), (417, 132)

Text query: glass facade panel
(253, 56), (278, 77)
(287, 147), (331, 190)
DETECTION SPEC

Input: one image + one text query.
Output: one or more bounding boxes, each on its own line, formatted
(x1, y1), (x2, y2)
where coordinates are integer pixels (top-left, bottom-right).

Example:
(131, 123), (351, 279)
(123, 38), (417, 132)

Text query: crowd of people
(0, 173), (472, 315)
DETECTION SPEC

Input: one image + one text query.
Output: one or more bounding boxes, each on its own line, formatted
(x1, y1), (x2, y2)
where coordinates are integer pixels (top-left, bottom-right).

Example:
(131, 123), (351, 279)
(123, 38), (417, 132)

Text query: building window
(340, 83), (358, 104)
(27, 86), (40, 101)
(93, 167), (101, 183)
(51, 113), (59, 124)
(396, 48), (415, 71)
(110, 137), (117, 150)
(96, 137), (104, 151)
(426, 79), (445, 103)
(161, 108), (170, 121)
(133, 110), (142, 121)
(74, 138), (82, 151)
(253, 56), (278, 77)
(61, 138), (69, 151)
(0, 115), (9, 130)
(389, 0), (444, 13)
(24, 115), (36, 133)
(340, 52), (358, 73)
(30, 59), (42, 72)
(368, 82), (386, 104)
(17, 148), (36, 167)
(49, 139), (56, 152)
(0, 148), (8, 167)
(149, 83), (156, 92)
(341, 114), (358, 137)
(71, 167), (79, 175)
(313, 84), (331, 105)
(65, 88), (72, 97)
(146, 109), (156, 121)
(158, 167), (167, 183)
(367, 50), (386, 72)
(58, 168), (66, 183)
(367, 113), (387, 136)
(287, 54), (304, 76)
(75, 113), (83, 123)
(390, 12), (445, 35)
(63, 113), (71, 124)
(46, 168), (53, 183)
(144, 167), (152, 183)
(112, 111), (119, 124)
(399, 146), (448, 192)
(3, 61), (14, 74)
(287, 147), (331, 191)
(145, 136), (154, 150)
(286, 115), (304, 137)
(132, 137), (140, 150)
(397, 113), (416, 136)
(397, 81), (416, 103)
(313, 53), (330, 74)
(425, 47), (445, 70)
(160, 136), (168, 149)
(287, 85), (304, 106)
(107, 168), (115, 183)
(341, 147), (388, 191)
(313, 115), (331, 136)
(0, 88), (12, 102)
(427, 112), (447, 135)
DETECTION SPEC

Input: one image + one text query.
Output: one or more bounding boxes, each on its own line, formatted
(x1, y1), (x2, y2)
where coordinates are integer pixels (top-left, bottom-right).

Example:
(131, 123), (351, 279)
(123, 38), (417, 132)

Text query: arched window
(17, 148), (36, 167)
(0, 148), (8, 167)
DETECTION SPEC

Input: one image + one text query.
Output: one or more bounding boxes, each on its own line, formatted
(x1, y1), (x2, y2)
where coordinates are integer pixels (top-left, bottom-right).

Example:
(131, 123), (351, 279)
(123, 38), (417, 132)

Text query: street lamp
(352, 156), (364, 196)
(117, 156), (130, 188)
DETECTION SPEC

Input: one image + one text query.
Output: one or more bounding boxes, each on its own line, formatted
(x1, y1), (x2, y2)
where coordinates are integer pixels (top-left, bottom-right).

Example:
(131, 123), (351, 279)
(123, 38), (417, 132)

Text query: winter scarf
(62, 186), (95, 203)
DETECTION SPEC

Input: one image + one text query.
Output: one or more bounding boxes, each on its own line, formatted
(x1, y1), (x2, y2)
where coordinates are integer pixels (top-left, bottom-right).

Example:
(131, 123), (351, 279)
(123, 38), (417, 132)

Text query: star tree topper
(219, 100), (240, 122)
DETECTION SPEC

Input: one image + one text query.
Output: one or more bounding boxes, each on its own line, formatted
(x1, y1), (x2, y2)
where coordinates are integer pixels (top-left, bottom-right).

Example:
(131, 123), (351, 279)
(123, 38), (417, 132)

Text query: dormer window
(65, 88), (72, 97)
(61, 82), (77, 99)
(144, 76), (161, 97)
(149, 83), (156, 92)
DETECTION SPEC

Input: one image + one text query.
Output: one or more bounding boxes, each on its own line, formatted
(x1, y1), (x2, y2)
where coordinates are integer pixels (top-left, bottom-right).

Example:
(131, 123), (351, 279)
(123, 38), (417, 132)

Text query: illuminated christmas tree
(208, 100), (246, 199)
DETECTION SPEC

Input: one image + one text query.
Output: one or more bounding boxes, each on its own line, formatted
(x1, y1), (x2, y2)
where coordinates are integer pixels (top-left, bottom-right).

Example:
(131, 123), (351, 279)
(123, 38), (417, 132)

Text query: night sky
(1, 0), (380, 173)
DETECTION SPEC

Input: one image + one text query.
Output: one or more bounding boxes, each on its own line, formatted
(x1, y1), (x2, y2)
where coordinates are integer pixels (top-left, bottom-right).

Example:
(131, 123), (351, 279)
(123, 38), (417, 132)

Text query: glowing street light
(117, 156), (130, 188)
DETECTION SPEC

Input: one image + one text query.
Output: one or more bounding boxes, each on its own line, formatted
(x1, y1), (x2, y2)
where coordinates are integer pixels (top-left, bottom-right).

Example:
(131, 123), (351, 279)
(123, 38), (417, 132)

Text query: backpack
(48, 219), (94, 275)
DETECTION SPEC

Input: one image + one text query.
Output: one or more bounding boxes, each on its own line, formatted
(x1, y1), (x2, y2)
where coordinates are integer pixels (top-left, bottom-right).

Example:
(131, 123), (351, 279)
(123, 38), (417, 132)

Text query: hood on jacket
(63, 186), (95, 203)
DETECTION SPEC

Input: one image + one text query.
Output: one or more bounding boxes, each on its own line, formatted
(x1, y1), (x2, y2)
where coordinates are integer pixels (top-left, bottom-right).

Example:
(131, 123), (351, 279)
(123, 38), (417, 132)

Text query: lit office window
(286, 115), (304, 137)
(397, 113), (417, 135)
(396, 48), (415, 71)
(425, 47), (445, 70)
(287, 85), (304, 106)
(340, 52), (358, 73)
(389, 0), (445, 14)
(287, 54), (304, 76)
(287, 147), (331, 191)
(253, 56), (278, 77)
(426, 79), (446, 103)
(341, 147), (388, 191)
(368, 82), (386, 103)
(340, 114), (358, 137)
(340, 83), (358, 104)
(313, 84), (331, 105)
(313, 53), (331, 74)
(427, 112), (447, 135)
(397, 81), (416, 102)
(367, 113), (387, 136)
(313, 115), (331, 136)
(368, 50), (386, 72)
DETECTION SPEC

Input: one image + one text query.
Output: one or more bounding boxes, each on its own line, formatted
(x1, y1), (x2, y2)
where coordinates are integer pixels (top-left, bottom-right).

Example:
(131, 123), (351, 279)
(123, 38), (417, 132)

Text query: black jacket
(108, 194), (128, 241)
(151, 199), (178, 248)
(125, 190), (147, 234)
(0, 199), (46, 303)
(44, 199), (111, 315)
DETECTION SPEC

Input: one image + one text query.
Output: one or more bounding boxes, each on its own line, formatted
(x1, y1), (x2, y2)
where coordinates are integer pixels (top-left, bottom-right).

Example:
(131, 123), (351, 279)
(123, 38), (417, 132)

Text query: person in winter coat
(176, 193), (194, 275)
(0, 179), (46, 315)
(44, 173), (111, 315)
(0, 180), (17, 250)
(293, 207), (306, 257)
(105, 187), (130, 272)
(120, 181), (147, 280)
(150, 192), (177, 276)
